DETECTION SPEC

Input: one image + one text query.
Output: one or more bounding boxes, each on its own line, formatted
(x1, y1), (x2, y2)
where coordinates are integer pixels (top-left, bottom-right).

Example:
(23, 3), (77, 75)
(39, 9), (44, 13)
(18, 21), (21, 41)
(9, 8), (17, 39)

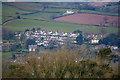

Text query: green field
(0, 2), (2, 24)
(2, 4), (31, 17)
(0, 26), (2, 41)
(2, 3), (32, 23)
(5, 19), (118, 33)
(106, 5), (118, 9)
(21, 12), (62, 19)
(2, 52), (12, 58)
(79, 10), (118, 16)
(44, 8), (77, 12)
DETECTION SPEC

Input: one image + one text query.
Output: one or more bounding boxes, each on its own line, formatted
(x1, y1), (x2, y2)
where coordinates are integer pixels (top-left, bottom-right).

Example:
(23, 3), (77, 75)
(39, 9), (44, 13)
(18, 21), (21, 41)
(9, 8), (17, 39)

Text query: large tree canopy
(6, 49), (113, 78)
(26, 39), (36, 49)
(76, 34), (83, 45)
(99, 34), (118, 46)
(2, 27), (16, 40)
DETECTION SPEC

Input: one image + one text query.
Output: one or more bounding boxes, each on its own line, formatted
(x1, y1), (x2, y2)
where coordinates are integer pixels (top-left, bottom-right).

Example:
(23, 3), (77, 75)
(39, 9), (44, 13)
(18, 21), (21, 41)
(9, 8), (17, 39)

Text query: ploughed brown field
(88, 2), (109, 7)
(54, 13), (118, 27)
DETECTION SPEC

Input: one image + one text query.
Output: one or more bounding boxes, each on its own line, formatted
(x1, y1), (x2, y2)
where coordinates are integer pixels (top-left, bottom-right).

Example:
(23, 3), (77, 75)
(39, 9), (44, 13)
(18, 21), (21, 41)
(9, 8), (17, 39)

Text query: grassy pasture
(44, 8), (77, 12)
(2, 3), (32, 23)
(2, 4), (31, 17)
(0, 2), (2, 24)
(105, 5), (118, 9)
(79, 10), (118, 16)
(21, 12), (62, 19)
(0, 26), (2, 41)
(2, 52), (12, 58)
(4, 19), (118, 33)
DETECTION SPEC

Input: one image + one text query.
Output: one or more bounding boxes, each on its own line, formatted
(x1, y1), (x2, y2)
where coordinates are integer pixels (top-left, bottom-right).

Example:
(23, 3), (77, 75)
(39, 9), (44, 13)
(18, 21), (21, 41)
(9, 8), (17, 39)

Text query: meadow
(0, 2), (2, 24)
(44, 8), (78, 12)
(4, 19), (118, 33)
(0, 26), (2, 41)
(2, 52), (12, 58)
(2, 3), (32, 23)
(79, 10), (118, 16)
(21, 12), (62, 19)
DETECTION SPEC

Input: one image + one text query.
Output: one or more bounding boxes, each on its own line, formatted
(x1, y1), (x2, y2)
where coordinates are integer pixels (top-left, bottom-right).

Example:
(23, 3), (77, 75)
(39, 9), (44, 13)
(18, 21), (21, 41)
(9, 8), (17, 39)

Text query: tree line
(2, 47), (119, 78)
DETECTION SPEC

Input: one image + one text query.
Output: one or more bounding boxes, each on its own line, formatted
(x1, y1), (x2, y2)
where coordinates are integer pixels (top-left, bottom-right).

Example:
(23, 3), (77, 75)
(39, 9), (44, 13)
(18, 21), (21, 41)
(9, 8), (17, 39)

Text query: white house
(66, 10), (74, 14)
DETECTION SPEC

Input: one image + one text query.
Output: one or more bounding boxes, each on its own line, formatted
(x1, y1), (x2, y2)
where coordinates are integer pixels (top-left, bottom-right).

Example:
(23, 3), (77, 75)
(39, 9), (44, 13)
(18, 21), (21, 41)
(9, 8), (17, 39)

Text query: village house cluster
(16, 28), (105, 52)
(15, 28), (119, 56)
(83, 32), (103, 44)
(16, 29), (79, 51)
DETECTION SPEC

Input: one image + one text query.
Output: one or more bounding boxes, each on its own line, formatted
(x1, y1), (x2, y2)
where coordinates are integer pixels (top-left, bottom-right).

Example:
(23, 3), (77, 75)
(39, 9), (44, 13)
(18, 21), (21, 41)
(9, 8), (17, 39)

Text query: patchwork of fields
(2, 2), (119, 34)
